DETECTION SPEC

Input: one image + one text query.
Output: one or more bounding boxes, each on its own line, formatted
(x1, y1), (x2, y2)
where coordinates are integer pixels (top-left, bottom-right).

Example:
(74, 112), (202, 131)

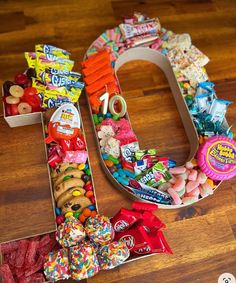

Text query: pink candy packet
(63, 150), (88, 164)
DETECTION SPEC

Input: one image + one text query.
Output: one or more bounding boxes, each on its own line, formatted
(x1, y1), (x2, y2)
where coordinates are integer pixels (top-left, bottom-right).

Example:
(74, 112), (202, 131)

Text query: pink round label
(197, 136), (236, 180)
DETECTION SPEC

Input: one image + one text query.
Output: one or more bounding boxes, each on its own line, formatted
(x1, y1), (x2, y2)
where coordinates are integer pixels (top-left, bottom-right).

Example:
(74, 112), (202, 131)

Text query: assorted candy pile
(43, 215), (128, 281)
(82, 12), (236, 206)
(0, 233), (57, 283)
(44, 104), (97, 224)
(3, 44), (84, 117)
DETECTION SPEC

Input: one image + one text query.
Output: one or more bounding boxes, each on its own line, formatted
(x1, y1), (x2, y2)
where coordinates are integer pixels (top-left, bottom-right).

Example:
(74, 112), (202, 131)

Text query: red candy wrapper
(135, 211), (166, 232)
(132, 201), (158, 212)
(72, 135), (86, 150)
(111, 208), (142, 233)
(59, 139), (73, 152)
(115, 225), (172, 255)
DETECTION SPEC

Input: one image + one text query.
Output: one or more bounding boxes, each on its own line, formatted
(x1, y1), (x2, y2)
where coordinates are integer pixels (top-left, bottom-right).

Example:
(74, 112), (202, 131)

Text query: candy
(132, 201), (158, 212)
(63, 150), (88, 164)
(69, 244), (100, 280)
(85, 214), (114, 245)
(5, 95), (20, 104)
(172, 177), (186, 192)
(56, 216), (85, 247)
(0, 242), (18, 254)
(15, 239), (29, 268)
(25, 240), (39, 266)
(18, 102), (32, 114)
(9, 85), (24, 98)
(169, 166), (186, 174)
(111, 208), (142, 232)
(24, 254), (44, 277)
(97, 241), (130, 270)
(167, 188), (182, 205)
(14, 73), (29, 85)
(0, 264), (15, 283)
(44, 249), (70, 281)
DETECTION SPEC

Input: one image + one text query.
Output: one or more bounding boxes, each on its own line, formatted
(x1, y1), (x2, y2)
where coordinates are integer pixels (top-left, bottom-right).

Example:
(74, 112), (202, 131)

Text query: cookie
(57, 187), (86, 208)
(61, 196), (92, 215)
(51, 163), (78, 179)
(54, 169), (84, 188)
(54, 178), (85, 200)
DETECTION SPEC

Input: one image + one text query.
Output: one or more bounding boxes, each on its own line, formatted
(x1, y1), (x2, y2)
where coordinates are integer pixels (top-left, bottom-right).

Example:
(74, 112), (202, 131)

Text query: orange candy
(90, 211), (97, 217)
(85, 191), (94, 198)
(82, 208), (92, 217)
(79, 214), (86, 223)
(104, 159), (114, 167)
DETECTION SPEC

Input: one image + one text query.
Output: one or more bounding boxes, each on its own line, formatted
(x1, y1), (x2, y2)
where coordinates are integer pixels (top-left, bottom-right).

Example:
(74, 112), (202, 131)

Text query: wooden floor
(0, 1), (236, 282)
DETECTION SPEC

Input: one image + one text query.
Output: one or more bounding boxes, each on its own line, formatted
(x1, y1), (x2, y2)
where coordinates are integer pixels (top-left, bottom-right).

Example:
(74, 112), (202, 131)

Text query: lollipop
(44, 249), (70, 281)
(56, 216), (85, 247)
(85, 214), (114, 245)
(69, 244), (100, 280)
(97, 241), (130, 270)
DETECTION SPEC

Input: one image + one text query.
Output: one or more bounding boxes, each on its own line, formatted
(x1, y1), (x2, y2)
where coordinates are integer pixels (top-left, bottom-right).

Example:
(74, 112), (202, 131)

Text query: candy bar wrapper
(119, 18), (161, 39)
(46, 84), (83, 102)
(42, 73), (82, 89)
(126, 185), (172, 205)
(62, 150), (88, 164)
(35, 44), (71, 58)
(167, 33), (192, 50)
(133, 230), (173, 255)
(126, 34), (159, 48)
(69, 244), (100, 280)
(135, 149), (156, 160)
(44, 248), (70, 281)
(136, 211), (166, 232)
(120, 140), (139, 162)
(25, 52), (36, 68)
(42, 90), (72, 109)
(111, 208), (142, 232)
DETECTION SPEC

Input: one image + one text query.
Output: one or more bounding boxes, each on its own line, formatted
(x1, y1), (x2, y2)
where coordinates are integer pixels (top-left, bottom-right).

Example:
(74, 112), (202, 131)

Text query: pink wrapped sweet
(62, 150), (88, 164)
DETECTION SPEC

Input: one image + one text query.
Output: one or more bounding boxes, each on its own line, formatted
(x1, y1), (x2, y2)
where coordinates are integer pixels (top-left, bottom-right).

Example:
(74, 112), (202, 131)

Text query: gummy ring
(17, 102), (32, 114)
(9, 85), (24, 98)
(5, 95), (20, 105)
(108, 95), (127, 117)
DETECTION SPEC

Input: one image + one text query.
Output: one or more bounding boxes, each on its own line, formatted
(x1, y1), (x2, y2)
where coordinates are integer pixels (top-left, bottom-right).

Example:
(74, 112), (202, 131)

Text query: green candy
(93, 114), (99, 125)
(63, 175), (72, 181)
(73, 211), (81, 219)
(65, 166), (76, 171)
(179, 82), (184, 88)
(99, 116), (104, 122)
(108, 155), (119, 164)
(85, 169), (91, 175)
(112, 114), (119, 121)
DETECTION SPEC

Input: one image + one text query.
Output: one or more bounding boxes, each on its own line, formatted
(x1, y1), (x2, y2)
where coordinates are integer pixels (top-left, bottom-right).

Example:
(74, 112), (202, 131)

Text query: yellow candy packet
(35, 44), (71, 59)
(25, 52), (36, 68)
(46, 85), (82, 103)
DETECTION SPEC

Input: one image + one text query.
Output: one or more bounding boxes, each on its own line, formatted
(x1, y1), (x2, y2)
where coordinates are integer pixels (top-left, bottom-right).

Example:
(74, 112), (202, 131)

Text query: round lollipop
(85, 214), (114, 245)
(56, 216), (85, 247)
(97, 241), (130, 270)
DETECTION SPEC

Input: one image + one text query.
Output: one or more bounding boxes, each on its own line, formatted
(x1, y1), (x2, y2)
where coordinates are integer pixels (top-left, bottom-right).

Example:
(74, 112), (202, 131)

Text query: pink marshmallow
(200, 183), (213, 198)
(186, 187), (200, 197)
(169, 176), (176, 184)
(158, 182), (171, 192)
(188, 169), (198, 181)
(185, 161), (194, 170)
(178, 172), (188, 180)
(186, 180), (199, 193)
(169, 166), (186, 175)
(172, 177), (186, 192)
(197, 171), (208, 184)
(168, 188), (182, 205)
(182, 196), (198, 205)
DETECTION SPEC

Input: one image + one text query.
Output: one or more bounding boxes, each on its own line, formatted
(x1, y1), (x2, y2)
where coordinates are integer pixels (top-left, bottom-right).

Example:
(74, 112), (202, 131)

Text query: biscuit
(57, 187), (86, 208)
(51, 163), (78, 179)
(54, 178), (85, 200)
(61, 195), (92, 215)
(54, 169), (84, 188)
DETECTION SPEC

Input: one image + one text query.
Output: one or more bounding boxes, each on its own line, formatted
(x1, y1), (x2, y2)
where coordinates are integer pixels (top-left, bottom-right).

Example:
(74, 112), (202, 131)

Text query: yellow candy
(65, 212), (73, 218)
(78, 163), (86, 170)
(206, 178), (215, 188)
(162, 41), (168, 48)
(35, 44), (70, 59)
(199, 135), (204, 144)
(184, 82), (190, 89)
(72, 190), (81, 197)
